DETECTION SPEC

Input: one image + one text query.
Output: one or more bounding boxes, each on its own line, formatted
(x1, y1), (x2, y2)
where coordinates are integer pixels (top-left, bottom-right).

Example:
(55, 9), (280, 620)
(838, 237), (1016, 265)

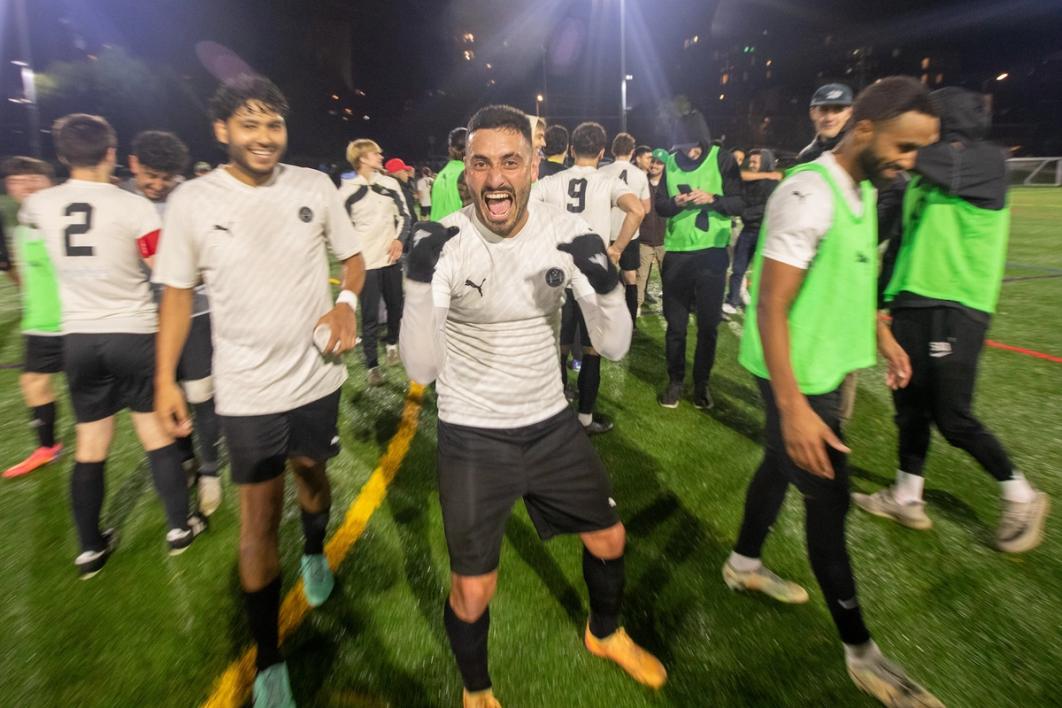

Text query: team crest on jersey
(299, 206), (313, 222)
(545, 267), (564, 287)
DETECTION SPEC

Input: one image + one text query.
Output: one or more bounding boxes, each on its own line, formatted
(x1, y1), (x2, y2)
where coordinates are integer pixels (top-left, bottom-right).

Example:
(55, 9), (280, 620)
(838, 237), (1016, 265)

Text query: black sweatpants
(725, 227), (758, 307)
(662, 247), (729, 392)
(891, 306), (1014, 481)
(734, 377), (870, 646)
(361, 263), (404, 368)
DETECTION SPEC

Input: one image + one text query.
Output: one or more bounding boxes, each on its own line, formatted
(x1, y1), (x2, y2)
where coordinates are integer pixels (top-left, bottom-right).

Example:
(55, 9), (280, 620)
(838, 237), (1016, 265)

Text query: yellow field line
(202, 382), (425, 708)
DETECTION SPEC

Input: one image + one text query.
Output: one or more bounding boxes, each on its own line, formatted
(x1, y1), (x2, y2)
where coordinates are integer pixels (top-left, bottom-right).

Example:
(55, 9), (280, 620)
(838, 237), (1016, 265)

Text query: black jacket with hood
(654, 112), (745, 224)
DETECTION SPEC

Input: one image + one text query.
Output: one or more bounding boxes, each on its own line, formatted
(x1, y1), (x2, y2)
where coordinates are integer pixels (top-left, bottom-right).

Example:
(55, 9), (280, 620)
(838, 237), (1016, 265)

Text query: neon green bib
(739, 163), (877, 395)
(15, 225), (62, 334)
(663, 146), (731, 251)
(430, 160), (465, 221)
(884, 176), (1009, 314)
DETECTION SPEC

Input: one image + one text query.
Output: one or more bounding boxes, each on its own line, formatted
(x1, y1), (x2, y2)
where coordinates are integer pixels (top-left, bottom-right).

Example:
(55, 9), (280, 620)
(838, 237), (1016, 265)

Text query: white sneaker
(996, 491), (1049, 553)
(847, 648), (944, 707)
(723, 561), (809, 604)
(198, 474), (222, 516)
(852, 488), (932, 530)
(722, 303), (739, 316)
(385, 344), (400, 365)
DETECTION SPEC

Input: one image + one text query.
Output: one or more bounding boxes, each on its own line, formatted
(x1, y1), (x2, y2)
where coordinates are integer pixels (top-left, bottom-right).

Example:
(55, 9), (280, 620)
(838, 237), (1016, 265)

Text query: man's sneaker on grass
(584, 624), (667, 689)
(583, 415), (614, 436)
(847, 649), (944, 707)
(852, 488), (932, 530)
(386, 344), (400, 365)
(254, 662), (295, 708)
(366, 366), (385, 387)
(722, 303), (739, 317)
(3, 443), (63, 479)
(197, 474), (222, 516)
(76, 529), (116, 580)
(301, 553), (335, 607)
(167, 512), (208, 556)
(658, 383), (682, 409)
(463, 688), (501, 708)
(692, 387), (714, 410)
(722, 561), (809, 604)
(996, 491), (1049, 553)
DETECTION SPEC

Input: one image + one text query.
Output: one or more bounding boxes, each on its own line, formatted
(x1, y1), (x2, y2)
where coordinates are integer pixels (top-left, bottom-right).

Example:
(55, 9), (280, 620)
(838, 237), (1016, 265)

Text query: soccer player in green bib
(854, 87), (1049, 552)
(724, 77), (944, 707)
(430, 127), (468, 221)
(3, 157), (63, 479)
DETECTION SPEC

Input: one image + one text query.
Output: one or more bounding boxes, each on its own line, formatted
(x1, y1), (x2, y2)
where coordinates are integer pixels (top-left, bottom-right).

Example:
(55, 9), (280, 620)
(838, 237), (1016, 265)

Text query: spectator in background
(431, 127), (467, 220)
(636, 148), (667, 315)
(796, 83), (853, 164)
(724, 149), (779, 316)
(540, 124), (569, 177)
(415, 166), (434, 219)
(385, 157), (419, 239)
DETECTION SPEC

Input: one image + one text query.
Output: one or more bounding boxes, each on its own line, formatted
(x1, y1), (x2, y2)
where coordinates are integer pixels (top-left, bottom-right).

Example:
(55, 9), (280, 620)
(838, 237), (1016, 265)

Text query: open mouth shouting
(482, 189), (515, 222)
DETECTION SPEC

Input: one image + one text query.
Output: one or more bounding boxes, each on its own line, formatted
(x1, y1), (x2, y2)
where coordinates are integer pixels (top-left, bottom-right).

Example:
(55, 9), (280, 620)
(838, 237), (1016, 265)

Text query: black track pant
(361, 263), (404, 368)
(890, 306), (1013, 481)
(734, 377), (871, 646)
(662, 247), (729, 391)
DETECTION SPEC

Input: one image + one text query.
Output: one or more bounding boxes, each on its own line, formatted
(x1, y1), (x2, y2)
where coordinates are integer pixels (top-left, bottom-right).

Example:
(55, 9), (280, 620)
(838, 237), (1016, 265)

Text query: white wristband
(336, 289), (358, 312)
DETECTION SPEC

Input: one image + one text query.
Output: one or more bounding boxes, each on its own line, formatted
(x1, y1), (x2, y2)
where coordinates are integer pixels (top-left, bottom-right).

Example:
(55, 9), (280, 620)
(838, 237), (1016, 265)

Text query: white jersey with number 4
(598, 159), (649, 243)
(532, 165), (632, 245)
(19, 179), (160, 334)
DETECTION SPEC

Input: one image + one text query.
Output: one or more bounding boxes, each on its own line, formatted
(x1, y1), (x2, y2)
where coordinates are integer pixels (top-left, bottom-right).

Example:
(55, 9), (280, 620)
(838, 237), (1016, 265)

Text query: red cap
(384, 157), (414, 174)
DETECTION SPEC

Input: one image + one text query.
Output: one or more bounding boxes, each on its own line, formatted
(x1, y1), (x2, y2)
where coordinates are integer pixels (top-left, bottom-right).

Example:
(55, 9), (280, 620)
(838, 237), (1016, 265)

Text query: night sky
(2, 0), (1061, 165)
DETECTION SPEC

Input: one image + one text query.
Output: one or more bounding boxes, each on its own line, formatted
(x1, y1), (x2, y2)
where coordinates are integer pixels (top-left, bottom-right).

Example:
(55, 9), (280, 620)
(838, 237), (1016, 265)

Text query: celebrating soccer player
(401, 105), (665, 708)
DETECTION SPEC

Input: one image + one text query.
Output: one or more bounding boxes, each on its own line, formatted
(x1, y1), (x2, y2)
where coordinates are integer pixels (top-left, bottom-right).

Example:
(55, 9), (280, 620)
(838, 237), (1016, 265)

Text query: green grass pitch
(0, 188), (1059, 707)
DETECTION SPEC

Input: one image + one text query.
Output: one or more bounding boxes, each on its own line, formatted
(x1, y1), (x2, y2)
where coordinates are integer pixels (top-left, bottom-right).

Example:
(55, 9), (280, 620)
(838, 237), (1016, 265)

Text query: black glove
(406, 221), (459, 283)
(556, 233), (619, 294)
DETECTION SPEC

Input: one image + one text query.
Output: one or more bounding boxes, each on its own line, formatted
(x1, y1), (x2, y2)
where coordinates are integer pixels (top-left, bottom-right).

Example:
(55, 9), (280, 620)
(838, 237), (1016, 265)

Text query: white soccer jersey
(532, 165), (632, 245)
(336, 172), (410, 270)
(19, 180), (160, 334)
(402, 201), (629, 429)
(598, 159), (650, 242)
(153, 165), (361, 416)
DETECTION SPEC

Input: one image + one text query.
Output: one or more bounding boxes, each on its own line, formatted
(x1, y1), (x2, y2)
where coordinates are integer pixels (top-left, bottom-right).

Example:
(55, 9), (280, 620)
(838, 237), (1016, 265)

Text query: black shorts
(177, 314), (213, 382)
(64, 333), (156, 423)
(437, 408), (620, 575)
(559, 289), (593, 349)
(24, 334), (64, 374)
(619, 239), (641, 271)
(220, 388), (341, 485)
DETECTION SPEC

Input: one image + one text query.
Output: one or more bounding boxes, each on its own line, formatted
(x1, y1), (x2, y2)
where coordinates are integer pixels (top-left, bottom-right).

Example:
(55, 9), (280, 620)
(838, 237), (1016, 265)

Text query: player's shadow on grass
(342, 384), (405, 452)
(385, 422), (452, 648)
(105, 459), (152, 536)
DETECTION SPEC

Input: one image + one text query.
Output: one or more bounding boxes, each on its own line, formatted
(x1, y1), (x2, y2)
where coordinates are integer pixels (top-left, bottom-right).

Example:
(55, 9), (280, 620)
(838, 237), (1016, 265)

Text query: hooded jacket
(740, 149), (778, 231)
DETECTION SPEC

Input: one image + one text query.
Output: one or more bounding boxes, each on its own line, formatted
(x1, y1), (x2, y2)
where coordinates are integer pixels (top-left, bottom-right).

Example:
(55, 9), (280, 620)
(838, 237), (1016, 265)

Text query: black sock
(443, 601), (491, 692)
(583, 547), (625, 639)
(192, 399), (221, 474)
(31, 403), (57, 448)
(301, 508), (330, 555)
(578, 354), (602, 416)
(245, 575), (283, 671)
(625, 283), (638, 323)
(147, 444), (190, 530)
(559, 352), (569, 388)
(70, 461), (106, 551)
(174, 433), (197, 465)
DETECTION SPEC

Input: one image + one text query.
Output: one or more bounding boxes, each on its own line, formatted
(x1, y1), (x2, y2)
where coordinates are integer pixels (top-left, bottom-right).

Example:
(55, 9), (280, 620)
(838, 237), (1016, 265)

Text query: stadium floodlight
(996, 72), (1009, 81)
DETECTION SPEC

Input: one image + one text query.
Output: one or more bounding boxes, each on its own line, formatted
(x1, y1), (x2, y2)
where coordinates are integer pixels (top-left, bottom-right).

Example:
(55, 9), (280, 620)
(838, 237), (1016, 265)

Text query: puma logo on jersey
(856, 252), (870, 264)
(929, 341), (953, 358)
(213, 223), (232, 234)
(791, 190), (809, 202)
(589, 253), (608, 270)
(465, 278), (486, 297)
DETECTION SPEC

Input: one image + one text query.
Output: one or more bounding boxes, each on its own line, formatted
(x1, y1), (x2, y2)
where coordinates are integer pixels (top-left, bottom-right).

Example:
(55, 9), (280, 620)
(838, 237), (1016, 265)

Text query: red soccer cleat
(3, 443), (64, 479)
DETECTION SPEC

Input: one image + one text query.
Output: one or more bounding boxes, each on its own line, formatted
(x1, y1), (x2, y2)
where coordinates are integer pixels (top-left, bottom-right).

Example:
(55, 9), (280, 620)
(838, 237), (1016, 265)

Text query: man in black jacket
(655, 113), (744, 409)
(724, 149), (779, 314)
(796, 83), (853, 164)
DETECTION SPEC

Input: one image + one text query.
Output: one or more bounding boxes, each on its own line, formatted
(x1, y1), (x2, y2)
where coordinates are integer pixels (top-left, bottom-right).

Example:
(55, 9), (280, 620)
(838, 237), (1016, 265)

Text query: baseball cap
(651, 148), (670, 163)
(384, 158), (414, 174)
(810, 83), (854, 107)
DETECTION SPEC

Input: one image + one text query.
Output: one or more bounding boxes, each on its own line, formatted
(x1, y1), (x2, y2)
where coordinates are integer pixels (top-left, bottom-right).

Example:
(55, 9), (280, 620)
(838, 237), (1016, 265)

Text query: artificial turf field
(0, 187), (1059, 708)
